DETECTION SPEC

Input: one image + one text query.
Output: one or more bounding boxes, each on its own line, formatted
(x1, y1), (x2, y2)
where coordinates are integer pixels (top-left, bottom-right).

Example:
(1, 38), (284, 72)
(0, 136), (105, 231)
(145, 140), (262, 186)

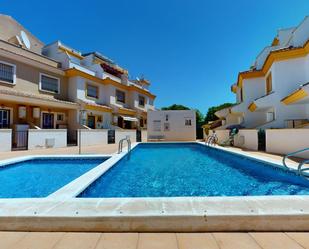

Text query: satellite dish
(20, 30), (31, 49)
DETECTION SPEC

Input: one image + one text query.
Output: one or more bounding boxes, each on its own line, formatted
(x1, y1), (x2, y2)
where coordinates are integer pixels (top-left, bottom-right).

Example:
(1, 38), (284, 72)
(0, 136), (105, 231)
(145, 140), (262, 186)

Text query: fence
(0, 129), (12, 152)
(234, 129), (258, 151)
(266, 129), (309, 158)
(28, 129), (67, 150)
(77, 129), (108, 146)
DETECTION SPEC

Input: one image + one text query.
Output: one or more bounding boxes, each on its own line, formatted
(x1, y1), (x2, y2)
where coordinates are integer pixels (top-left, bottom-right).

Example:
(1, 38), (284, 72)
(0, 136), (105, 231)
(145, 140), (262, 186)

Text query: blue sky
(1, 0), (309, 114)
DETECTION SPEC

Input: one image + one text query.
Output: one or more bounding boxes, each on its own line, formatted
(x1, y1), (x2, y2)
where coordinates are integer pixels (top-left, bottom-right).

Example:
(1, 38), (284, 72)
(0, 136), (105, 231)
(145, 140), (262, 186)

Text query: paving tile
(8, 232), (64, 249)
(52, 232), (101, 249)
(285, 233), (309, 249)
(138, 233), (178, 249)
(95, 233), (138, 249)
(176, 233), (219, 249)
(212, 233), (261, 249)
(0, 232), (28, 249)
(250, 232), (304, 249)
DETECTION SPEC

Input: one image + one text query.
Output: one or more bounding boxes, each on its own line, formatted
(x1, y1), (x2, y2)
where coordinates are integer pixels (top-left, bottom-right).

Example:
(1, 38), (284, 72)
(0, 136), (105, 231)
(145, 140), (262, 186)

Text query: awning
(121, 116), (138, 122)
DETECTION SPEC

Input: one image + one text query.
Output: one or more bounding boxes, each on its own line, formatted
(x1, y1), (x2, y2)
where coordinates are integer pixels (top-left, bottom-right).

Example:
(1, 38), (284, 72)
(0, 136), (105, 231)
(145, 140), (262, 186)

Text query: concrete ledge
(0, 196), (309, 231)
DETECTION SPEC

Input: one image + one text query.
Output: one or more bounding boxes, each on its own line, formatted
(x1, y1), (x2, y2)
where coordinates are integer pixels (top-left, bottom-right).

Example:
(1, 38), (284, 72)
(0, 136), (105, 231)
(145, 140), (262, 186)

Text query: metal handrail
(282, 147), (309, 169)
(206, 134), (218, 146)
(297, 159), (309, 175)
(118, 136), (131, 154)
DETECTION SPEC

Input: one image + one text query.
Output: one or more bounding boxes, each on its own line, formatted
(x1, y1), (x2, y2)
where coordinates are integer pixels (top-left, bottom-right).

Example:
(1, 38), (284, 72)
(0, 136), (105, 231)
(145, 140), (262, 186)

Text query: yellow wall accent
(85, 104), (112, 113)
(248, 102), (257, 112)
(118, 107), (137, 116)
(231, 85), (237, 93)
(59, 46), (84, 60)
(281, 89), (308, 105)
(272, 37), (279, 46)
(65, 68), (156, 99)
(236, 40), (309, 89)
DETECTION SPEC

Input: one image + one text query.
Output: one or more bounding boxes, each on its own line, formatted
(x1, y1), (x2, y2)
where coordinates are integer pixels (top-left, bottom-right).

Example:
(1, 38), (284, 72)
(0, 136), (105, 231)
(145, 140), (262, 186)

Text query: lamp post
(79, 109), (86, 155)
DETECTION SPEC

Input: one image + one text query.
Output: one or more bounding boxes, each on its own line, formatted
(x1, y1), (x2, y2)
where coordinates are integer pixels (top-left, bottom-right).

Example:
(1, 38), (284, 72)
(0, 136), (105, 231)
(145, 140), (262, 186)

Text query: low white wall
(28, 129), (67, 150)
(266, 129), (309, 158)
(115, 130), (136, 143)
(0, 129), (12, 152)
(234, 129), (258, 151)
(209, 130), (230, 144)
(77, 129), (108, 146)
(142, 130), (147, 142)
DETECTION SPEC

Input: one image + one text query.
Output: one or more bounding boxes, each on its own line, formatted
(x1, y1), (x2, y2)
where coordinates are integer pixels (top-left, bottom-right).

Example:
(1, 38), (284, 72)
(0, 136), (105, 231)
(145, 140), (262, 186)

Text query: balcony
(248, 92), (276, 113)
(281, 83), (309, 105)
(103, 71), (122, 84)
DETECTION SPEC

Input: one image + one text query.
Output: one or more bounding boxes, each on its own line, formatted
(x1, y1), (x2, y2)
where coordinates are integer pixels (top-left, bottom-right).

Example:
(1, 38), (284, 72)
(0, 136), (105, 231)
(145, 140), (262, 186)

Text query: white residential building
(216, 16), (309, 130)
(147, 110), (196, 141)
(42, 42), (156, 131)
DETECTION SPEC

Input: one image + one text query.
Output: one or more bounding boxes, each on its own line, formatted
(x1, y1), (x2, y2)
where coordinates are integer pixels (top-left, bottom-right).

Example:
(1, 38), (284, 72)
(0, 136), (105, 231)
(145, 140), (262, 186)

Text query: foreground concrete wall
(234, 129), (258, 151)
(115, 130), (136, 143)
(0, 129), (11, 152)
(28, 129), (67, 150)
(209, 130), (229, 144)
(266, 129), (309, 158)
(77, 129), (108, 146)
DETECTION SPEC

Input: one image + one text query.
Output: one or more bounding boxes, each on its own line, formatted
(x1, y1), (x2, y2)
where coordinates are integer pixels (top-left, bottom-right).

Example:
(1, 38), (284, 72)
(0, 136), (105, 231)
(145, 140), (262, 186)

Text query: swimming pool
(0, 157), (107, 198)
(79, 143), (309, 198)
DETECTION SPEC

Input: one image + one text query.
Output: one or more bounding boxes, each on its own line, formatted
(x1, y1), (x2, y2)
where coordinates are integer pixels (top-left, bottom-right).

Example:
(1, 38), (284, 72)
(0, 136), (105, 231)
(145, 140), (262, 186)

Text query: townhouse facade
(0, 14), (155, 148)
(216, 16), (309, 130)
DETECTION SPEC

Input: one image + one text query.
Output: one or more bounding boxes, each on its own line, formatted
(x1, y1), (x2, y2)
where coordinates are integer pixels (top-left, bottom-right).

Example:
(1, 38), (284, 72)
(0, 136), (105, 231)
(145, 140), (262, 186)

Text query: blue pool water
(79, 143), (309, 198)
(0, 157), (106, 198)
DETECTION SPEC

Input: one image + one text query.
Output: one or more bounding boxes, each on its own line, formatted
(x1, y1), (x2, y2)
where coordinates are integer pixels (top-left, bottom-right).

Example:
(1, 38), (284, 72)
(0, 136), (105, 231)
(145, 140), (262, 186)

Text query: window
(0, 61), (16, 84)
(153, 120), (161, 131)
(138, 95), (145, 106)
(116, 89), (125, 103)
(86, 84), (99, 99)
(164, 122), (170, 131)
(266, 73), (272, 94)
(40, 74), (60, 94)
(165, 114), (169, 121)
(185, 119), (192, 126)
(57, 113), (65, 121)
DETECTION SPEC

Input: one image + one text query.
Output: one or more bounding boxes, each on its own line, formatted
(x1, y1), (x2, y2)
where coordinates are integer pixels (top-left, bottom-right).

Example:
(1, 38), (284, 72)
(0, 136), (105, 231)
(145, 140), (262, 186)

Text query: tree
(161, 104), (204, 124)
(204, 103), (234, 123)
(161, 104), (190, 111)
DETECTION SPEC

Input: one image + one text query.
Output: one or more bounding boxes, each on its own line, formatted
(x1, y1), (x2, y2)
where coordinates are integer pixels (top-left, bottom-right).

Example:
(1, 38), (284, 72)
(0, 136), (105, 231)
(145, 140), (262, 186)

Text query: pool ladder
(118, 136), (132, 155)
(282, 147), (309, 176)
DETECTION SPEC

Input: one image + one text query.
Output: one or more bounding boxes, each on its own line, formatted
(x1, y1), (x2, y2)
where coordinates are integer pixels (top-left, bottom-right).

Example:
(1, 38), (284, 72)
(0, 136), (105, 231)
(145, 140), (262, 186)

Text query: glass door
(87, 115), (96, 129)
(42, 113), (54, 129)
(0, 109), (10, 128)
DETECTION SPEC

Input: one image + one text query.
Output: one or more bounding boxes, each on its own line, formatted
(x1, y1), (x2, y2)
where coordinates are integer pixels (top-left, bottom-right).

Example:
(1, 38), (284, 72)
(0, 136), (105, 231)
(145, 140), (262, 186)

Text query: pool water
(0, 157), (106, 198)
(79, 143), (309, 198)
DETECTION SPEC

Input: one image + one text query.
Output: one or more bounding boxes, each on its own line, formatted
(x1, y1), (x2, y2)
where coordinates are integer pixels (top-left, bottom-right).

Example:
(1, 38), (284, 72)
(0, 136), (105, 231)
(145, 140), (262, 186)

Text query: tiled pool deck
(1, 231), (309, 249)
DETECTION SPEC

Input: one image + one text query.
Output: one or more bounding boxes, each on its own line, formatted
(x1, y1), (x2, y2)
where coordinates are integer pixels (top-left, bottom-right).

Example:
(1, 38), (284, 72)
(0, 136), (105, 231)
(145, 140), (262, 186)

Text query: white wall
(0, 129), (12, 152)
(266, 129), (309, 158)
(28, 129), (67, 150)
(208, 130), (230, 144)
(147, 110), (196, 141)
(77, 129), (108, 146)
(115, 130), (136, 143)
(234, 129), (258, 151)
